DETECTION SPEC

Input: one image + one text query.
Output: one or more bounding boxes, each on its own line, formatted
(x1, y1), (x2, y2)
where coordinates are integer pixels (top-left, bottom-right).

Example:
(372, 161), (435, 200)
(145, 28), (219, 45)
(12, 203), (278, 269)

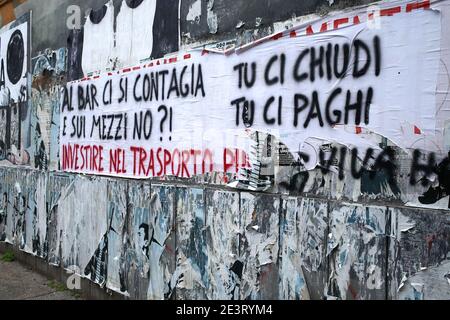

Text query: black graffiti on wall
(231, 37), (381, 129)
(280, 147), (450, 208)
(61, 63), (205, 145)
(414, 151), (450, 207)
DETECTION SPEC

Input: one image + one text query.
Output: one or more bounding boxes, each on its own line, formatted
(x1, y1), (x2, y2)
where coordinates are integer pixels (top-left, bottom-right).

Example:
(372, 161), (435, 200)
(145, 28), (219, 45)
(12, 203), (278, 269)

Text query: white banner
(60, 9), (441, 179)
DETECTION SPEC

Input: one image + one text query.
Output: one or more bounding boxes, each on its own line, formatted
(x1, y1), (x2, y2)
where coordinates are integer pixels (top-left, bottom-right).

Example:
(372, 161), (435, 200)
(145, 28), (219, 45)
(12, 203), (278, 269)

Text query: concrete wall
(0, 0), (449, 300)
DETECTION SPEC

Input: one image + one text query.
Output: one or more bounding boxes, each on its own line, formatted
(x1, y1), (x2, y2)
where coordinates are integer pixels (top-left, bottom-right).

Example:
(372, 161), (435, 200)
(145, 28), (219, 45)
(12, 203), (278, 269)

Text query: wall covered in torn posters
(0, 0), (449, 300)
(1, 166), (448, 300)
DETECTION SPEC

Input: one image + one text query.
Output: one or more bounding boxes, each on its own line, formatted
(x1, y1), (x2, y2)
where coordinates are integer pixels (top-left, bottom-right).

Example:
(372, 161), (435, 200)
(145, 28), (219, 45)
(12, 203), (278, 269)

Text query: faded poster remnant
(240, 193), (280, 300)
(389, 207), (450, 300)
(0, 169), (7, 242)
(147, 185), (176, 300)
(205, 189), (240, 300)
(23, 171), (47, 257)
(115, 181), (151, 299)
(31, 48), (67, 171)
(46, 173), (73, 266)
(106, 179), (128, 294)
(175, 188), (208, 300)
(59, 176), (108, 276)
(280, 197), (328, 300)
(327, 203), (387, 300)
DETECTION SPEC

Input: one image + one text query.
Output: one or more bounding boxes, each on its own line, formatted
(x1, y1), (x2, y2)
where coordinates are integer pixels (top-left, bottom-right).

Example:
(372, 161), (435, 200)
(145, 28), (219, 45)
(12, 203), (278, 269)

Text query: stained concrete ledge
(0, 243), (125, 301)
(0, 253), (79, 300)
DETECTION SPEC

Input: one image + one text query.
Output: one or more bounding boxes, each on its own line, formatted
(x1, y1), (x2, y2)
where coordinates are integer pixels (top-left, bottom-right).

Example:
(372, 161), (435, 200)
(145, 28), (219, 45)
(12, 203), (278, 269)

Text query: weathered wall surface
(0, 0), (449, 300)
(1, 167), (449, 300)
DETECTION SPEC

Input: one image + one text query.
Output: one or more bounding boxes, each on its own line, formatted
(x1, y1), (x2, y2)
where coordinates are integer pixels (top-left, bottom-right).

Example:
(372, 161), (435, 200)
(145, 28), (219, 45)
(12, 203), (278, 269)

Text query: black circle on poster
(89, 5), (108, 24)
(126, 0), (145, 9)
(7, 30), (25, 85)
